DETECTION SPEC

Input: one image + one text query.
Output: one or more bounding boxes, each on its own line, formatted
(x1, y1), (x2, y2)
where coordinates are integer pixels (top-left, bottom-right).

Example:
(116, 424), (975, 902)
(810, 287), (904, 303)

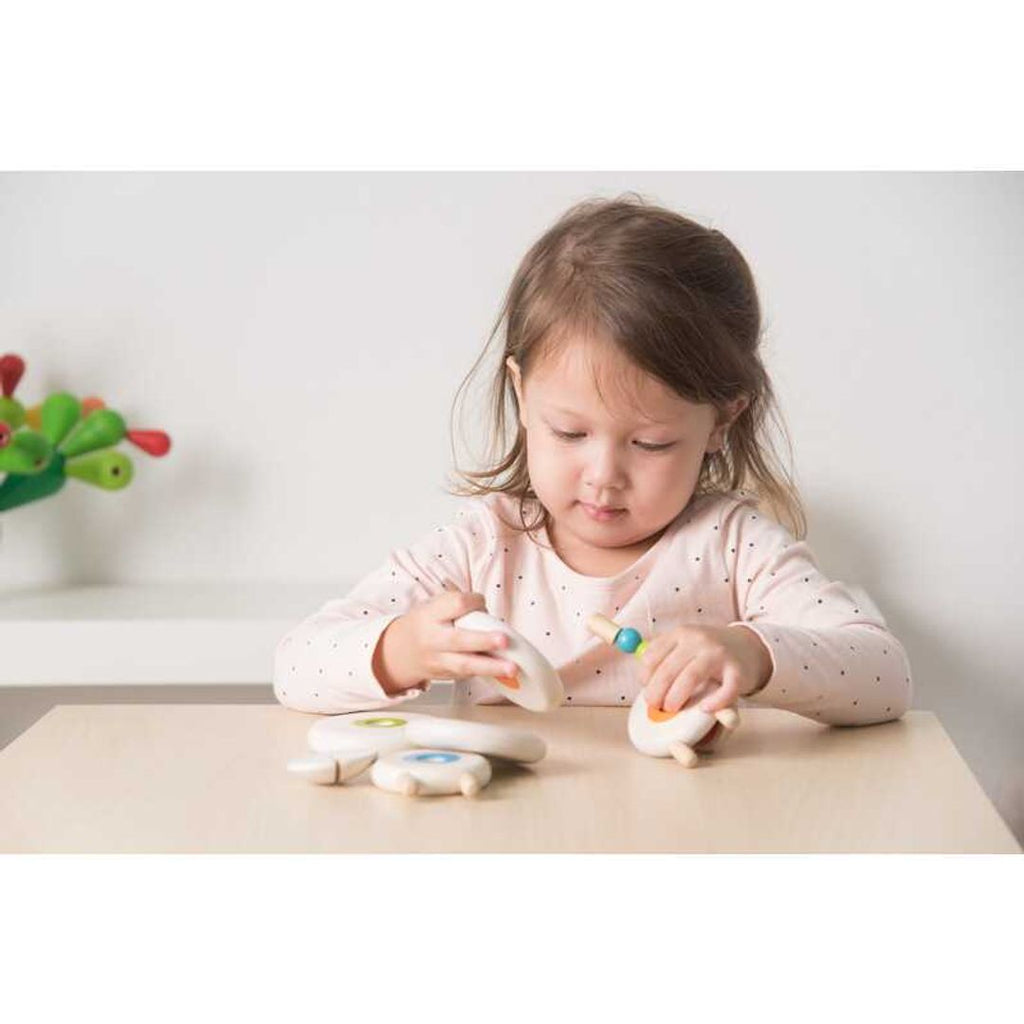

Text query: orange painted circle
(646, 705), (680, 723)
(495, 672), (521, 690)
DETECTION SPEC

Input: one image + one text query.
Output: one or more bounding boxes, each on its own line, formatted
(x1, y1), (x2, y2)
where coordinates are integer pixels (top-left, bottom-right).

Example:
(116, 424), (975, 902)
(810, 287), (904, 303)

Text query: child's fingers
(445, 625), (509, 655)
(662, 654), (714, 712)
(641, 654), (677, 707)
(435, 624), (516, 679)
(431, 589), (487, 621)
(699, 664), (742, 713)
(436, 651), (518, 680)
(644, 648), (694, 709)
(637, 635), (673, 684)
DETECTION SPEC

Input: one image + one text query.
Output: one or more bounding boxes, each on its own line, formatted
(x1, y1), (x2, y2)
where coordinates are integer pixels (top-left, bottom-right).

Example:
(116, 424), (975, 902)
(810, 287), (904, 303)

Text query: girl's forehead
(527, 334), (702, 421)
(531, 333), (641, 387)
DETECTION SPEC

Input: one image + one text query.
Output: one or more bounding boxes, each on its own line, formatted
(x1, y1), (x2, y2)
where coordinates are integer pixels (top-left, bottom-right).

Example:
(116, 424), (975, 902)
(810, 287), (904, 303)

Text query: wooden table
(0, 705), (1018, 853)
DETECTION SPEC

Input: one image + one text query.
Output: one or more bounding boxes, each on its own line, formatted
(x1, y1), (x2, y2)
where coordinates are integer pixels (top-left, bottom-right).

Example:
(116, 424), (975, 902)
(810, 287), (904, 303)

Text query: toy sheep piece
(371, 749), (492, 797)
(586, 613), (740, 767)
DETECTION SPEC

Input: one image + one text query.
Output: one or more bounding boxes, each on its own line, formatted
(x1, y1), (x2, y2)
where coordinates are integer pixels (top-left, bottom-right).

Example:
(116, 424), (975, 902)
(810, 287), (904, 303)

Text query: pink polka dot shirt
(273, 490), (913, 725)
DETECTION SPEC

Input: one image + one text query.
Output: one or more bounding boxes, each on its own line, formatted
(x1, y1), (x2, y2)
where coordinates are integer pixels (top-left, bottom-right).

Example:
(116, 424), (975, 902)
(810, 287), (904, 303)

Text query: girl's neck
(546, 517), (669, 578)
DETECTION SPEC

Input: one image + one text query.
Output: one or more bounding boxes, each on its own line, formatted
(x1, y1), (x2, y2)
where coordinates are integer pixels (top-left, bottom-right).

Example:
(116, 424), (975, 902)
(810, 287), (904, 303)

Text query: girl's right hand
(373, 590), (517, 694)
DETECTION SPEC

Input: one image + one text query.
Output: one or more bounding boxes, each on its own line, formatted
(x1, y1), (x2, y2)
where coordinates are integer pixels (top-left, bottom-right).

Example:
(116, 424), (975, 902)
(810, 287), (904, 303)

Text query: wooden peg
(668, 741), (699, 768)
(460, 773), (482, 798)
(715, 707), (739, 731)
(586, 613), (621, 645)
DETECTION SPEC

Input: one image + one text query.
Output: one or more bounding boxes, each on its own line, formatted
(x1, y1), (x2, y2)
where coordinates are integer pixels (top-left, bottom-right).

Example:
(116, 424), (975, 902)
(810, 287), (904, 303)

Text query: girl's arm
(272, 503), (492, 714)
(720, 499), (913, 726)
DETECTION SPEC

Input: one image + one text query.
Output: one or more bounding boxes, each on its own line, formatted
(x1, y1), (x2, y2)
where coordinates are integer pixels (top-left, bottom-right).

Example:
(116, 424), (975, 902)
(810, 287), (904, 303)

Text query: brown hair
(445, 192), (807, 540)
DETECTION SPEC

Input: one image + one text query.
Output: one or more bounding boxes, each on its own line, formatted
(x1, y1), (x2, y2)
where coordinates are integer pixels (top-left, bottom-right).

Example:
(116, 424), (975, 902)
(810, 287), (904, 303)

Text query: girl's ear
(707, 395), (750, 454)
(506, 356), (525, 412)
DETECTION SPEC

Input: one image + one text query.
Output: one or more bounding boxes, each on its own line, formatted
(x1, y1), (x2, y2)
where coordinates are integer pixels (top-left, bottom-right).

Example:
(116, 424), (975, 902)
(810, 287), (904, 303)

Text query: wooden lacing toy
(586, 612), (740, 767)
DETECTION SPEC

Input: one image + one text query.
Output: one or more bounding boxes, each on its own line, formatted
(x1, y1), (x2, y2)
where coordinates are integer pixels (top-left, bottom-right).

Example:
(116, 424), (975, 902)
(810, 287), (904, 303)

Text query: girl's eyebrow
(546, 402), (675, 427)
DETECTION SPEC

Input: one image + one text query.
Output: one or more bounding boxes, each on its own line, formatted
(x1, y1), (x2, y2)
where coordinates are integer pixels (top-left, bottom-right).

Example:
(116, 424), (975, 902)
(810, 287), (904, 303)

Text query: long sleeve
(273, 502), (494, 714)
(722, 499), (913, 725)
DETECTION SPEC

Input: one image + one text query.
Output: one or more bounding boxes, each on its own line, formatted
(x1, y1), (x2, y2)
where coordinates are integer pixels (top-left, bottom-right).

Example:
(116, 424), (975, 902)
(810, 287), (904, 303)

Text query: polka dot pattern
(271, 491), (913, 725)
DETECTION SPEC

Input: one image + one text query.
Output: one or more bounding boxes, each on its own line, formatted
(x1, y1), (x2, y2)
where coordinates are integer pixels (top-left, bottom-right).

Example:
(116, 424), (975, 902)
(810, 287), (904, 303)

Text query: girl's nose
(583, 443), (627, 490)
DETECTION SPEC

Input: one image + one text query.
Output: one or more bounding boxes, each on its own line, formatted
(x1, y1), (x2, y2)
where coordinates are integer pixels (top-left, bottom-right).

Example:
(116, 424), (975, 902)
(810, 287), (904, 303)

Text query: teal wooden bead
(615, 627), (642, 654)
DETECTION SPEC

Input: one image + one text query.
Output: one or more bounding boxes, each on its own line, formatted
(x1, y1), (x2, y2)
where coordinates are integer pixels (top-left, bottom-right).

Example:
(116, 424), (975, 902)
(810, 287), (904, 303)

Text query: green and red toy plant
(0, 353), (171, 512)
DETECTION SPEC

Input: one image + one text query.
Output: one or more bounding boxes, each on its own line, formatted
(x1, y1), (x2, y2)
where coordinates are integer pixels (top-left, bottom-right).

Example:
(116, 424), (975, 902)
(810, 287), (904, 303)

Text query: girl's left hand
(637, 624), (773, 714)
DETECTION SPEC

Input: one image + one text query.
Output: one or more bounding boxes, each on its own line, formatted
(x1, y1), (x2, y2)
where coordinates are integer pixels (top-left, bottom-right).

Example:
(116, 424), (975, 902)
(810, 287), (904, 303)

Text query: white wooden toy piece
(289, 712), (546, 793)
(307, 710), (427, 757)
(404, 715), (546, 763)
(586, 612), (740, 767)
(627, 692), (739, 767)
(453, 610), (564, 712)
(292, 711), (424, 787)
(286, 751), (378, 785)
(371, 749), (492, 797)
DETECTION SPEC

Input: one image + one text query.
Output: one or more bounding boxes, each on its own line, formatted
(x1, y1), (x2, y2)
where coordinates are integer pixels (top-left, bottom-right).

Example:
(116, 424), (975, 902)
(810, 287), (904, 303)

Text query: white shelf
(0, 583), (344, 686)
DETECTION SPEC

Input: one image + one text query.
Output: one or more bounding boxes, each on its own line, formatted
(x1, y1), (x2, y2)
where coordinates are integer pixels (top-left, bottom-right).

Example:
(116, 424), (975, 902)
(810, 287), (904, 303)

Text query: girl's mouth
(580, 502), (625, 522)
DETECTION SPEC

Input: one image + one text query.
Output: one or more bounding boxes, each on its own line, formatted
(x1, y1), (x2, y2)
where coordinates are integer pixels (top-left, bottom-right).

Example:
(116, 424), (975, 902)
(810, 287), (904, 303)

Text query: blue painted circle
(615, 628), (642, 653)
(404, 752), (460, 764)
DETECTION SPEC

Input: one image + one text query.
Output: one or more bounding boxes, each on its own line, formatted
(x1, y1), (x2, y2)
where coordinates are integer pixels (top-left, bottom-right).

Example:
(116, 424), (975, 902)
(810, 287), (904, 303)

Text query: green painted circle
(353, 716), (407, 729)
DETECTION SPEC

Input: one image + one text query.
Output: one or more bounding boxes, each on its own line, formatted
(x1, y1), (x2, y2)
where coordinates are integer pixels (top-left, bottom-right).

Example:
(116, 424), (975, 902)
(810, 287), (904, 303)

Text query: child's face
(508, 335), (746, 559)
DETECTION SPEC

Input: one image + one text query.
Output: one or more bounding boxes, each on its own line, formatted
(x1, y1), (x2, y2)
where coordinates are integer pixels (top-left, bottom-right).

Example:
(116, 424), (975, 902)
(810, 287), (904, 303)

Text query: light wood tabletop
(0, 704), (1018, 853)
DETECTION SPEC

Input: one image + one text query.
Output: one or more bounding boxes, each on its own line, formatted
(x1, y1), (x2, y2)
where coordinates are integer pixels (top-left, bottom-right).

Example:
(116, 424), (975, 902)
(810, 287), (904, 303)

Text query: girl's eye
(550, 428), (675, 452)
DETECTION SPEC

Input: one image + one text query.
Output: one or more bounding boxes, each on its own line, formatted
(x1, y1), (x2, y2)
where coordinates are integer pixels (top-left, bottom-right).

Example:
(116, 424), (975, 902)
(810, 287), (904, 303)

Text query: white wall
(1, 172), (1021, 840)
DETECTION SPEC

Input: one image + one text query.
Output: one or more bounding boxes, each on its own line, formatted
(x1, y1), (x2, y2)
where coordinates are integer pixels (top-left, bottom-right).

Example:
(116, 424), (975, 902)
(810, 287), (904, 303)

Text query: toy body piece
(404, 715), (546, 763)
(307, 711), (427, 757)
(585, 612), (739, 767)
(453, 610), (564, 712)
(371, 748), (492, 797)
(291, 711), (546, 793)
(627, 688), (737, 767)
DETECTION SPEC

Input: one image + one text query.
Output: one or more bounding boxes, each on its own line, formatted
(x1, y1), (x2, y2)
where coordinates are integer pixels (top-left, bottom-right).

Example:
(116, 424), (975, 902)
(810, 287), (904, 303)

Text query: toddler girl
(274, 194), (912, 724)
